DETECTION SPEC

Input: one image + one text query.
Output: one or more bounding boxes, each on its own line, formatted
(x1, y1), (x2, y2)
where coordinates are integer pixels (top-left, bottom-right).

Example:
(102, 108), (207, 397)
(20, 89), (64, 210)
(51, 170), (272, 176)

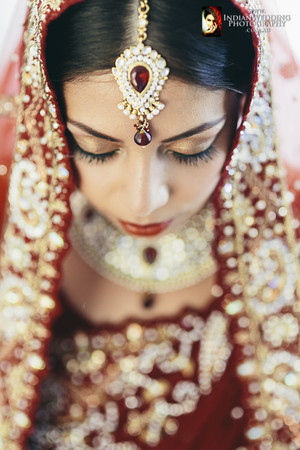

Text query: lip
(118, 219), (173, 236)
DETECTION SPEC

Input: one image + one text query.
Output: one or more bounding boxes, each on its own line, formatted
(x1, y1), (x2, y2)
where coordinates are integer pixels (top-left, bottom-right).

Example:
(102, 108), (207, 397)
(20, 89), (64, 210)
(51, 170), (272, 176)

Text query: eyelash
(73, 143), (217, 167)
(74, 146), (120, 164)
(170, 145), (217, 166)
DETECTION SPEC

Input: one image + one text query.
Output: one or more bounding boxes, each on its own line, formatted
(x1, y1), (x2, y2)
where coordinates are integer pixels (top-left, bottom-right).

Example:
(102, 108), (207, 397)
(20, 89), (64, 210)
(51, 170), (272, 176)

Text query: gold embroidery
(220, 7), (300, 447)
(0, 0), (70, 447)
(28, 310), (232, 448)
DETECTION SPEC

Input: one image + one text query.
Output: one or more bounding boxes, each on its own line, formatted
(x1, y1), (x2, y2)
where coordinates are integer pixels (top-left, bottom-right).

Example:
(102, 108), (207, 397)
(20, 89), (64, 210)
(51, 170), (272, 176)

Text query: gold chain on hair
(137, 0), (150, 44)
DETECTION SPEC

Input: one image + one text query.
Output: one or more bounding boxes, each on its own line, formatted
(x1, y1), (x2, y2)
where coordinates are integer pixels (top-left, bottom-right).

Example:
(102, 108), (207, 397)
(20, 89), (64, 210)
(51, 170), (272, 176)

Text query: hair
(45, 0), (255, 101)
(204, 8), (218, 22)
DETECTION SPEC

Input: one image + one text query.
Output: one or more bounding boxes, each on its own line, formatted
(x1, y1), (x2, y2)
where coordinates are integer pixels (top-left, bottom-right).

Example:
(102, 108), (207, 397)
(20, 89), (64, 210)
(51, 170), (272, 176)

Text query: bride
(0, 0), (300, 448)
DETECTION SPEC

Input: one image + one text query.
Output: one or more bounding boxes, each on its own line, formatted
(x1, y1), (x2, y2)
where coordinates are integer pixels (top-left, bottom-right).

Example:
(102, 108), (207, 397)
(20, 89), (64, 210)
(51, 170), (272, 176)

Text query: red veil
(0, 0), (300, 448)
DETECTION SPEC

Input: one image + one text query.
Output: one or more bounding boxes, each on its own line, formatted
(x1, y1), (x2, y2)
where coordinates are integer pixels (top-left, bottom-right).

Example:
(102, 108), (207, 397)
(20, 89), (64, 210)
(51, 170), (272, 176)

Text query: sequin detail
(218, 2), (300, 446)
(28, 311), (232, 448)
(0, 0), (71, 447)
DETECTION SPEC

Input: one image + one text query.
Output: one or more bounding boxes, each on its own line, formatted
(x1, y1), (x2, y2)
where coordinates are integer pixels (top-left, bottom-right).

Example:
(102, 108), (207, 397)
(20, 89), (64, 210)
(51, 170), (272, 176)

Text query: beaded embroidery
(0, 1), (72, 448)
(28, 310), (232, 448)
(217, 2), (300, 447)
(0, 0), (299, 449)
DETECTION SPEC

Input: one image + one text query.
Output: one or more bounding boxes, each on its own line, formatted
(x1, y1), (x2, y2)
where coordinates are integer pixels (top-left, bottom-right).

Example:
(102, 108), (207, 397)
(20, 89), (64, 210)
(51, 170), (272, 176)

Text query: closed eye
(69, 127), (218, 167)
(170, 144), (218, 166)
(73, 144), (120, 164)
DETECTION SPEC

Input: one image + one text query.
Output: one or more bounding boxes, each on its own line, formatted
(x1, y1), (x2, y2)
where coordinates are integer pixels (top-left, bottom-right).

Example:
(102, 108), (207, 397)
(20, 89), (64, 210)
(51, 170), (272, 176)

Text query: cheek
(165, 153), (226, 213)
(175, 150), (227, 197)
(73, 160), (113, 205)
(73, 148), (227, 210)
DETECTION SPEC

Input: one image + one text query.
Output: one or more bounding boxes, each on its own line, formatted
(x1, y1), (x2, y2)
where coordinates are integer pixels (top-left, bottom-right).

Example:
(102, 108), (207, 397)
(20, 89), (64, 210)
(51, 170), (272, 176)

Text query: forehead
(63, 73), (228, 141)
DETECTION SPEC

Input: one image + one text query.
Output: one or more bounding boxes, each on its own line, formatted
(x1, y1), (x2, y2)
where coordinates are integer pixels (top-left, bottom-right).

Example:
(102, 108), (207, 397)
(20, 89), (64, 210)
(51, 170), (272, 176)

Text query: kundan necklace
(69, 191), (217, 308)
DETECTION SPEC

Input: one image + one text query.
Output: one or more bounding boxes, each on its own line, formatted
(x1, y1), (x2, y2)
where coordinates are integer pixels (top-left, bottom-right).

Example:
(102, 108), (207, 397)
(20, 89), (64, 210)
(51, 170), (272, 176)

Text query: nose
(122, 150), (170, 218)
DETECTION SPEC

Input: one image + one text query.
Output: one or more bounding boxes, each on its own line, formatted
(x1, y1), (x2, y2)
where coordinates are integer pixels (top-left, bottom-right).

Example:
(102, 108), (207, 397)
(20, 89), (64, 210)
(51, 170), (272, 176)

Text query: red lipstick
(119, 219), (173, 236)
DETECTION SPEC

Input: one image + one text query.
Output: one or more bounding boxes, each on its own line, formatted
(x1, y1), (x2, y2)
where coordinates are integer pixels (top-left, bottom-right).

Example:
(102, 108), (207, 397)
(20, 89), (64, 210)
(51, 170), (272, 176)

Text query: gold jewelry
(112, 0), (170, 147)
(69, 191), (217, 294)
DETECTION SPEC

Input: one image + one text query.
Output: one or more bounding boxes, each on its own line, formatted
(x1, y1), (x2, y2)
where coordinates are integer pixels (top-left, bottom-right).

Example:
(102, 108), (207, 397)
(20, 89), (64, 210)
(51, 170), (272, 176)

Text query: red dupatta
(0, 0), (300, 448)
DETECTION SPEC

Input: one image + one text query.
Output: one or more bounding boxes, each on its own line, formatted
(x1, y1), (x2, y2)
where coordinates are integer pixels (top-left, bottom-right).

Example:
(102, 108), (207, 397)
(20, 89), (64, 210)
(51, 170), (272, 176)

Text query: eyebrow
(162, 116), (226, 143)
(67, 119), (121, 142)
(67, 115), (226, 144)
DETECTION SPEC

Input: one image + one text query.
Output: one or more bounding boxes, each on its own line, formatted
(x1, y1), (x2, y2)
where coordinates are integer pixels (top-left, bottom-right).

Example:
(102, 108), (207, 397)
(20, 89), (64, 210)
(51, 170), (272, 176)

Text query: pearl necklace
(69, 191), (217, 295)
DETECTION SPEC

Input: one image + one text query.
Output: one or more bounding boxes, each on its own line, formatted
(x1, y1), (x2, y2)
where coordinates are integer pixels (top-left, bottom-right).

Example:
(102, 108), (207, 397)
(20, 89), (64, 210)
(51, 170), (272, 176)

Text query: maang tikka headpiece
(112, 0), (170, 146)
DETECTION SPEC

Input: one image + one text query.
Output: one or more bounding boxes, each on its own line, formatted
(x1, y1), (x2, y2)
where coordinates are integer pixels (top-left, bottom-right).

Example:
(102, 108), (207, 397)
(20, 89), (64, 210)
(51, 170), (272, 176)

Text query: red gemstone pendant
(134, 128), (152, 146)
(130, 65), (150, 93)
(143, 247), (157, 264)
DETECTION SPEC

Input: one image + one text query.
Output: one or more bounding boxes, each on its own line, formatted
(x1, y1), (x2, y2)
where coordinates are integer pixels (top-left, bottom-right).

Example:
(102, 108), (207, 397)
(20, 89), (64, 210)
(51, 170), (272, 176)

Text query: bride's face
(64, 73), (240, 238)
